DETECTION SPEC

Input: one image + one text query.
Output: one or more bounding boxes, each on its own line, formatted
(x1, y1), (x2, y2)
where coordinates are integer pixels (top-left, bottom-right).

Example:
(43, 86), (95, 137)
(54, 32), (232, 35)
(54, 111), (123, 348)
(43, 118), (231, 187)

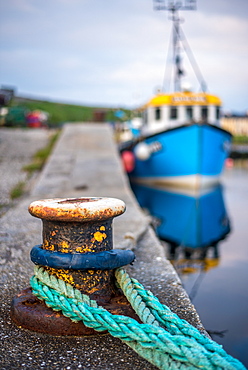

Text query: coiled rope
(30, 266), (246, 370)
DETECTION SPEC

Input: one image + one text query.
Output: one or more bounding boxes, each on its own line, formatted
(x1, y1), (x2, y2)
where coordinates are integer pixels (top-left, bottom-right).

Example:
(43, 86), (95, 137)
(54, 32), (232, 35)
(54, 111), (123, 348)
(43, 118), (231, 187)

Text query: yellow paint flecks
(75, 246), (84, 253)
(46, 267), (75, 286)
(43, 240), (55, 251)
(43, 240), (49, 247)
(100, 226), (106, 231)
(94, 231), (107, 242)
(60, 241), (70, 249)
(60, 240), (71, 253)
(76, 246), (95, 253)
(74, 271), (108, 294)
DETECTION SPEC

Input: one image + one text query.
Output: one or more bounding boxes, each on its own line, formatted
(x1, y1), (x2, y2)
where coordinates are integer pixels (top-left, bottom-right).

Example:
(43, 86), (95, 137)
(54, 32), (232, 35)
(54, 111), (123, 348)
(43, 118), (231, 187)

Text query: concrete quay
(0, 123), (207, 370)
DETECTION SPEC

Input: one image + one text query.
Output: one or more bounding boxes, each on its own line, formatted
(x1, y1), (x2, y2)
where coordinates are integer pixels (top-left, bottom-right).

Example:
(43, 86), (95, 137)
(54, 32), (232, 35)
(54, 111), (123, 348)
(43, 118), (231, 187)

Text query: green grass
(23, 130), (60, 175)
(9, 131), (60, 199)
(9, 98), (131, 126)
(232, 136), (248, 145)
(10, 181), (26, 199)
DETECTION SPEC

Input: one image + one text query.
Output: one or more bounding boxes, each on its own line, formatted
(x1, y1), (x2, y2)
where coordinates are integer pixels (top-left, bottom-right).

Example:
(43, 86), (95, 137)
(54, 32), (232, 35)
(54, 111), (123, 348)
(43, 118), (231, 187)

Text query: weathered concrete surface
(0, 128), (52, 216)
(0, 123), (207, 370)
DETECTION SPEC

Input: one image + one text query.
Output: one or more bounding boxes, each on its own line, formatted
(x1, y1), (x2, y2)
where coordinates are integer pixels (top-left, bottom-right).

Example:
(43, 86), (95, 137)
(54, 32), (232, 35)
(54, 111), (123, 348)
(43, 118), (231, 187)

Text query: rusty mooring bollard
(11, 197), (137, 336)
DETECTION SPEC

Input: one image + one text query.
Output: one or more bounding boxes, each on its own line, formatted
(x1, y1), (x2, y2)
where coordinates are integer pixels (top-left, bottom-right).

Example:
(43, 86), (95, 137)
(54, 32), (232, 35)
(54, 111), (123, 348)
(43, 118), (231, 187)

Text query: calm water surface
(181, 163), (248, 367)
(131, 161), (248, 368)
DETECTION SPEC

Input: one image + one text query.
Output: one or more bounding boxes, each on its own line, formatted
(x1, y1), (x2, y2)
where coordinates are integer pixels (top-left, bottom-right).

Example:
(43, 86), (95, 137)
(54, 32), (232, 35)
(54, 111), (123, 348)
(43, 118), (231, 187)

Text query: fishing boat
(120, 0), (232, 189)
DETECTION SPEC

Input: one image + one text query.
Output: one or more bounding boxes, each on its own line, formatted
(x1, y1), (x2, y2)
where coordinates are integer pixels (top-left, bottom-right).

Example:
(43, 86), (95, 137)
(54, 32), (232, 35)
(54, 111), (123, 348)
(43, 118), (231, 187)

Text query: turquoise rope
(31, 266), (246, 370)
(115, 269), (232, 354)
(31, 268), (192, 370)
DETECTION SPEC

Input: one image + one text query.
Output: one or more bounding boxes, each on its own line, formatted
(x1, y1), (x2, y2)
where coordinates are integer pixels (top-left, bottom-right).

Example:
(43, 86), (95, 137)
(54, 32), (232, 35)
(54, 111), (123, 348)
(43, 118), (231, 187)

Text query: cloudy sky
(0, 0), (247, 112)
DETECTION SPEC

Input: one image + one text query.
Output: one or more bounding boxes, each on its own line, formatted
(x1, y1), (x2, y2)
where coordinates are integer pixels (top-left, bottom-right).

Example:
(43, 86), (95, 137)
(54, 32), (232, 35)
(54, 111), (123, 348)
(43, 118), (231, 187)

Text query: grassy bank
(232, 136), (248, 145)
(23, 130), (60, 175)
(5, 97), (131, 127)
(9, 130), (61, 201)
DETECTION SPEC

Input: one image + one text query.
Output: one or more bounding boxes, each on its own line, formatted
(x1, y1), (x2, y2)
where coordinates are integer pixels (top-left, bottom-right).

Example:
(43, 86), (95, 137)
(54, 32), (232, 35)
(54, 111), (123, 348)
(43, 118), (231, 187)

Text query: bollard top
(28, 197), (126, 222)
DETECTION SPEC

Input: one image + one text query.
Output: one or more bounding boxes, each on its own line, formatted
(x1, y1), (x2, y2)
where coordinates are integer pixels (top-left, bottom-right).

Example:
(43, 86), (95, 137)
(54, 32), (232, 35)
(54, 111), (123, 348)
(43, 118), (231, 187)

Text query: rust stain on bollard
(11, 197), (138, 336)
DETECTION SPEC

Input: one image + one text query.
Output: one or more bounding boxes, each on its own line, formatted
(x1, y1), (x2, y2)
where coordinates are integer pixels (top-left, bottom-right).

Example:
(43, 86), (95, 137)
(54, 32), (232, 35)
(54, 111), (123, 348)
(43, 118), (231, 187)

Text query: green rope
(31, 266), (246, 370)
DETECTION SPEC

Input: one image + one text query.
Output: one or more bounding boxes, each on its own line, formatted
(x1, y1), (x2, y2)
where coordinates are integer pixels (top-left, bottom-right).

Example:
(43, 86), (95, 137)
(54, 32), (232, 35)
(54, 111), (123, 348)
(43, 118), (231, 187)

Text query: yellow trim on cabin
(144, 92), (222, 108)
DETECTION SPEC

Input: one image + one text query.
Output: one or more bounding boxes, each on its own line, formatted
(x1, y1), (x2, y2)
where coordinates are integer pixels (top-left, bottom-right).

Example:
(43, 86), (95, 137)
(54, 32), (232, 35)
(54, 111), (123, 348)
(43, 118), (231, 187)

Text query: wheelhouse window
(186, 106), (193, 121)
(155, 107), (161, 121)
(216, 106), (220, 120)
(170, 107), (178, 120)
(201, 106), (208, 121)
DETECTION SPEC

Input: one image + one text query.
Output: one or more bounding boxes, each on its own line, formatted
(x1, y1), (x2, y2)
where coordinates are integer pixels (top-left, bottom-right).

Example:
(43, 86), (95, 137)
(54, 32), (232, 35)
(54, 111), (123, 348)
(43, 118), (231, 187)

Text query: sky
(0, 0), (247, 113)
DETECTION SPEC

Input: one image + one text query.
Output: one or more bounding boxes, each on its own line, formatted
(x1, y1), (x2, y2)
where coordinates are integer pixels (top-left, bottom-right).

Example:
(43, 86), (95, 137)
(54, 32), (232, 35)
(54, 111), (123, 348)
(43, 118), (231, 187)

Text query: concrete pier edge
(0, 123), (207, 370)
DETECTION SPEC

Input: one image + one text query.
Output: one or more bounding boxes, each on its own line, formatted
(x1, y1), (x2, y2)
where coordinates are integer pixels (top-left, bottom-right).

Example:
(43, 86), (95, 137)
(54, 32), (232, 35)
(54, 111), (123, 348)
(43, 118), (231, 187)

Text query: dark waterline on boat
(131, 160), (248, 367)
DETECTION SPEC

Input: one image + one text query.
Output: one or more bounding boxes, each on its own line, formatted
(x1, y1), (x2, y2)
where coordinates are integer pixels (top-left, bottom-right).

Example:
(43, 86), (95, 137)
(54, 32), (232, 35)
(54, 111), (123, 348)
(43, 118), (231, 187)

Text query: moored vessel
(120, 0), (232, 189)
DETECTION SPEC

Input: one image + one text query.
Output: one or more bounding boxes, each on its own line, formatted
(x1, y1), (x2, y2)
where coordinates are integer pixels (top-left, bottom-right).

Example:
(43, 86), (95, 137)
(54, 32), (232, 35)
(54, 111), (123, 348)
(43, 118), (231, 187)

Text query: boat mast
(172, 7), (182, 92)
(153, 0), (199, 92)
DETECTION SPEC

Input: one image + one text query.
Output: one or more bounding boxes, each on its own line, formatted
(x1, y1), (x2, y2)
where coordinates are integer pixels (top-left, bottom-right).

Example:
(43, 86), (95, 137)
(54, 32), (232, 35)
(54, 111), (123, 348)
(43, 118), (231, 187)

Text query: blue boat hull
(129, 124), (232, 188)
(131, 183), (230, 249)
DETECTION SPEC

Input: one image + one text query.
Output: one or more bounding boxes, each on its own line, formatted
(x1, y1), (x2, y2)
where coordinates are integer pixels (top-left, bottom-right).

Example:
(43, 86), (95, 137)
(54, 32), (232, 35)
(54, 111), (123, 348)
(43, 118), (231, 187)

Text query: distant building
(0, 86), (15, 106)
(221, 113), (248, 136)
(93, 109), (107, 122)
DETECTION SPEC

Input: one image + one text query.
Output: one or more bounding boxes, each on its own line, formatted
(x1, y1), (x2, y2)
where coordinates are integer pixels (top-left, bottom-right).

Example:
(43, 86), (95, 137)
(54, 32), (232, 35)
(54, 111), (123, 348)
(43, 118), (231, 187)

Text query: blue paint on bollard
(30, 244), (135, 270)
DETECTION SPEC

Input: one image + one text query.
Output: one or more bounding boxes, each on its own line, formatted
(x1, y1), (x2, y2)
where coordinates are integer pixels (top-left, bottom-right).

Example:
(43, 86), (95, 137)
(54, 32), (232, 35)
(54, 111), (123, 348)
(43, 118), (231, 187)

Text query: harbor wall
(0, 123), (207, 369)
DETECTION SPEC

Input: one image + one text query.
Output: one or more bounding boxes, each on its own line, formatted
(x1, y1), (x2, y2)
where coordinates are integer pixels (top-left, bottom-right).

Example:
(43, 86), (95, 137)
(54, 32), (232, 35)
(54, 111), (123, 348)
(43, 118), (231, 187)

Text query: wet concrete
(0, 124), (207, 369)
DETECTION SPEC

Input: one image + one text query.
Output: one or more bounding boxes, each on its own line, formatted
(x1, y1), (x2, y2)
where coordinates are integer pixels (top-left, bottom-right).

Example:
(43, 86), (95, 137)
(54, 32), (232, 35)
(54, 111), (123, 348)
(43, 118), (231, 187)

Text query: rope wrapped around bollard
(31, 266), (246, 370)
(11, 197), (246, 369)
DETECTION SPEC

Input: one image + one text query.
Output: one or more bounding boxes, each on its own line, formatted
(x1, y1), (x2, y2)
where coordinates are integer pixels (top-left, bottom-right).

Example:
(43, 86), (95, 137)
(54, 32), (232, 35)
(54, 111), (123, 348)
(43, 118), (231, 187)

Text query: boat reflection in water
(131, 182), (231, 276)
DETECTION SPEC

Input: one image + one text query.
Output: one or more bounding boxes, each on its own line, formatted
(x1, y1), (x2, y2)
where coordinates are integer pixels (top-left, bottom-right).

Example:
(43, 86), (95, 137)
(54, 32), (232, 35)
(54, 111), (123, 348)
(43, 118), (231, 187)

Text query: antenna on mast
(153, 0), (207, 93)
(153, 0), (196, 12)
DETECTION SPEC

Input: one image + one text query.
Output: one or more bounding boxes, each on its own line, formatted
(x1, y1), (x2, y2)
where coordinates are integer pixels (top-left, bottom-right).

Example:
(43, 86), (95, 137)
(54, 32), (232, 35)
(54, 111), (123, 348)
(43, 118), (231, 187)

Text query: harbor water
(131, 160), (248, 368)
